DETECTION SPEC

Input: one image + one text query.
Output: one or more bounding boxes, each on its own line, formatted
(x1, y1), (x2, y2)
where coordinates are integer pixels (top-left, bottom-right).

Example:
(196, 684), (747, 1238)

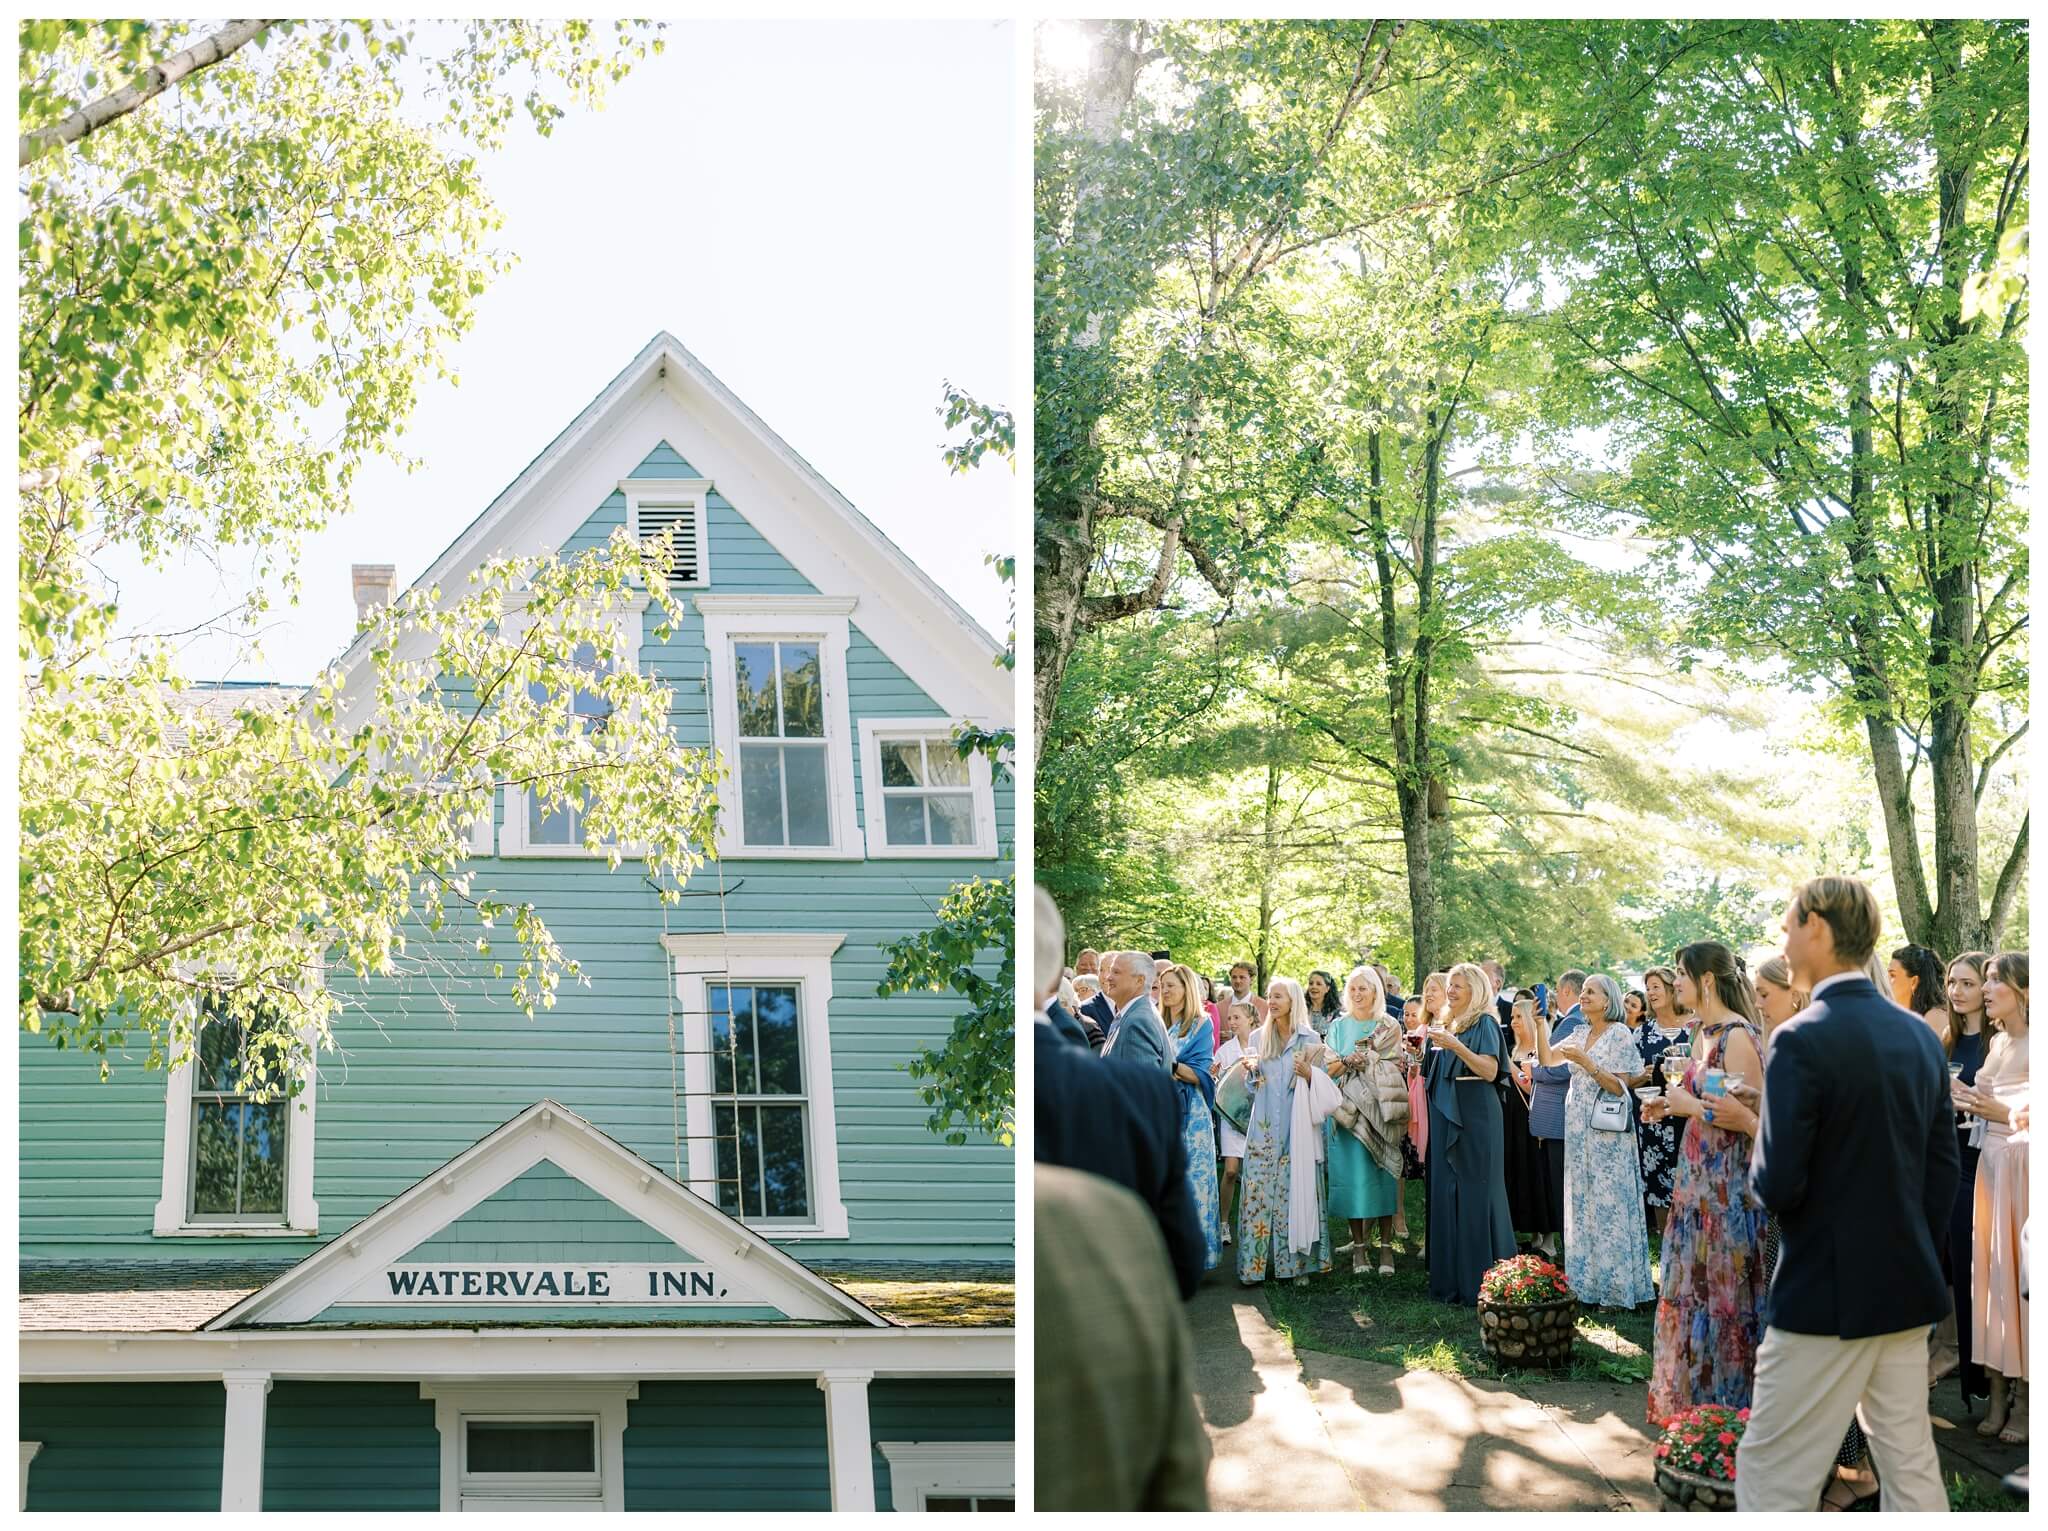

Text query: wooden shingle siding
(261, 1382), (440, 1510)
(18, 436), (1011, 1267)
(21, 1382), (226, 1510)
(623, 1381), (832, 1510)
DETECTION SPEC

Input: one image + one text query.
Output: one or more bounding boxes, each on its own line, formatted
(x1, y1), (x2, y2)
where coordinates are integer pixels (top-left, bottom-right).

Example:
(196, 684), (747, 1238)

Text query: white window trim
(698, 596), (862, 861)
(19, 1442), (40, 1512)
(857, 717), (1000, 860)
(621, 476), (713, 588)
(663, 932), (849, 1239)
(154, 973), (321, 1238)
(876, 1441), (1016, 1511)
(421, 1382), (635, 1513)
(497, 589), (657, 859)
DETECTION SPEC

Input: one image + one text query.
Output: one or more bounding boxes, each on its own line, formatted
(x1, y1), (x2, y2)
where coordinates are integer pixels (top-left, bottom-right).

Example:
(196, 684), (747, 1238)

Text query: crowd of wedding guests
(1033, 875), (2028, 1512)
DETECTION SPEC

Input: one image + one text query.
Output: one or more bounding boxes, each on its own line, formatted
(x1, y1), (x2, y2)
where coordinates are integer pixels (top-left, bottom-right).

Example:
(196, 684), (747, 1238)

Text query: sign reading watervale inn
(350, 1262), (733, 1304)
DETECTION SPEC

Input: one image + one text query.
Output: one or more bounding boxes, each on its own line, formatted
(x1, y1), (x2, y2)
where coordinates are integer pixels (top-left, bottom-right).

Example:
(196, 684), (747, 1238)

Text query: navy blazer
(1035, 1022), (1205, 1299)
(1081, 990), (1116, 1048)
(1750, 975), (1959, 1339)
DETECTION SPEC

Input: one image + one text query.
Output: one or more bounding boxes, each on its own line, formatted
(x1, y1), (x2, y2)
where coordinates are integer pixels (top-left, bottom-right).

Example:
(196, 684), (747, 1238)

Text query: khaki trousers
(1734, 1324), (1947, 1512)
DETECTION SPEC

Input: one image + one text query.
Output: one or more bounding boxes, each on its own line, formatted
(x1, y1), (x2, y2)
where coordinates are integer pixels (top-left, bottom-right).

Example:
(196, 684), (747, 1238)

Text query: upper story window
(698, 597), (862, 861)
(190, 999), (287, 1223)
(525, 640), (612, 848)
(155, 985), (320, 1236)
(498, 599), (654, 858)
(735, 640), (831, 848)
(709, 982), (811, 1222)
(857, 719), (1000, 860)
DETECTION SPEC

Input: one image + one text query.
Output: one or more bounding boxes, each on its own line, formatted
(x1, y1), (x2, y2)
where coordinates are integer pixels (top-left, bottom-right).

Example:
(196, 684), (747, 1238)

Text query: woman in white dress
(1212, 1000), (1257, 1245)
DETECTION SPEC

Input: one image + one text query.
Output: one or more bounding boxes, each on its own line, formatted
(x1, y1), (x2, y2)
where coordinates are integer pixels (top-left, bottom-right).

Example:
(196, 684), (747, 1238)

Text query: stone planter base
(1475, 1293), (1576, 1368)
(1655, 1463), (1736, 1511)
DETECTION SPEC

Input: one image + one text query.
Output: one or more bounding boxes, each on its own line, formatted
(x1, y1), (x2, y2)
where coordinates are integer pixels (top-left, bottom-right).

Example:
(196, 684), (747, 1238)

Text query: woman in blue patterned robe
(1161, 964), (1221, 1270)
(1236, 977), (1333, 1285)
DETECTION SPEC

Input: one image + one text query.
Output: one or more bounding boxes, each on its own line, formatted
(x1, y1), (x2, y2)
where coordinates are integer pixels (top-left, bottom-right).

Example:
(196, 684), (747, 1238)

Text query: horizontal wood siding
(405, 1160), (700, 1262)
(21, 1382), (224, 1510)
(262, 1382), (439, 1510)
(869, 1378), (1017, 1509)
(623, 1381), (830, 1510)
(18, 437), (1011, 1269)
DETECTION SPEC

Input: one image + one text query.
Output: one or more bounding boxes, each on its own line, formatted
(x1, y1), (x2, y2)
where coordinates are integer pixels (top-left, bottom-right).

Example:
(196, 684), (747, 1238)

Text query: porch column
(219, 1371), (272, 1512)
(816, 1368), (875, 1511)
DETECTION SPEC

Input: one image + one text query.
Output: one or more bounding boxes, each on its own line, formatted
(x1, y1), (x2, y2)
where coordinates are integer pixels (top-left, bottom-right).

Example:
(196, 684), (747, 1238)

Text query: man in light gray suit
(1101, 951), (1171, 1071)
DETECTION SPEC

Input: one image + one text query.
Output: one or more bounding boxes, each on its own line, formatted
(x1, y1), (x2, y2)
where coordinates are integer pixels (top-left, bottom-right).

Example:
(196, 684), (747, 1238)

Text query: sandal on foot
(1820, 1478), (1878, 1512)
(1999, 1420), (2027, 1447)
(1378, 1260), (1395, 1277)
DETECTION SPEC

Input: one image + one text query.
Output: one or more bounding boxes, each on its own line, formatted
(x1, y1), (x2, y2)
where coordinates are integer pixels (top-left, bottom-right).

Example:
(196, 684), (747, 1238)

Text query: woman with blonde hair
(1234, 976), (1336, 1285)
(1630, 966), (1692, 1236)
(1422, 962), (1517, 1304)
(1955, 952), (2029, 1445)
(1327, 965), (1405, 1274)
(1159, 963), (1221, 1272)
(1535, 972), (1655, 1309)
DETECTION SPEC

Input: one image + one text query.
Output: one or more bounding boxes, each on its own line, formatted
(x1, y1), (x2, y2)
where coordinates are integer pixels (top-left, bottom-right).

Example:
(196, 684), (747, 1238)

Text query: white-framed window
(857, 718), (999, 859)
(153, 984), (319, 1237)
(877, 1442), (1017, 1512)
(663, 932), (849, 1239)
(698, 597), (862, 861)
(421, 1383), (634, 1513)
(498, 593), (654, 858)
(621, 476), (712, 589)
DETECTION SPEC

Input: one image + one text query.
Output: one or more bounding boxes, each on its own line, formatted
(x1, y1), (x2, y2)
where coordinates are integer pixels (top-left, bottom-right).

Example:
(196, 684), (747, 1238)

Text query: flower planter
(1475, 1292), (1577, 1368)
(1654, 1462), (1736, 1512)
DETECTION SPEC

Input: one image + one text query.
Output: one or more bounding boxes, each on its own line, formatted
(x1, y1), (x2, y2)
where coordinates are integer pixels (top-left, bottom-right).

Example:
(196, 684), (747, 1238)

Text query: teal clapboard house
(19, 334), (1015, 1513)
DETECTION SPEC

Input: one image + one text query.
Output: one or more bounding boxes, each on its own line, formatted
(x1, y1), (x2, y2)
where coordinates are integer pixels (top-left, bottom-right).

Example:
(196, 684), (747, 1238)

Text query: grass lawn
(1262, 1180), (1658, 1387)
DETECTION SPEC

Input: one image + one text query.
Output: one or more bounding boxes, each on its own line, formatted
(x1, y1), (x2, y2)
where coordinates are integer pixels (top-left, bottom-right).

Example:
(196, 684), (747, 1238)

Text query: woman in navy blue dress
(1423, 963), (1517, 1305)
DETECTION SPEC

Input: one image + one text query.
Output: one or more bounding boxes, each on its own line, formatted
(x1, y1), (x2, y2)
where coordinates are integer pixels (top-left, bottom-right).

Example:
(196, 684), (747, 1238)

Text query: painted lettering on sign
(350, 1262), (734, 1306)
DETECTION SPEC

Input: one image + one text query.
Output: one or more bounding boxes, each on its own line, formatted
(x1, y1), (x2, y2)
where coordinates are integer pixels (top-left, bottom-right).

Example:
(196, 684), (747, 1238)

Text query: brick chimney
(352, 564), (398, 627)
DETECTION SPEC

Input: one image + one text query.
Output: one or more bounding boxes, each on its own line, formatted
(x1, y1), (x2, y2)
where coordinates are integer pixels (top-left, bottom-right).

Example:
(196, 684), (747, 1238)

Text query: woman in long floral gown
(1160, 964), (1222, 1271)
(1236, 977), (1334, 1285)
(1645, 943), (1767, 1425)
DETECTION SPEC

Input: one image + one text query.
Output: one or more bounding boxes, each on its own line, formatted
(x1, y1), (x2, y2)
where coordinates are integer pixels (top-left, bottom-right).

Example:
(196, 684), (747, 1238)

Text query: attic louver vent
(637, 502), (702, 586)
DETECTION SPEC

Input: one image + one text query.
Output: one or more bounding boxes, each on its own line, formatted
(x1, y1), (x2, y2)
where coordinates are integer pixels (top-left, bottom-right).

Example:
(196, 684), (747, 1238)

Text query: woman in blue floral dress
(1160, 964), (1221, 1270)
(1535, 973), (1656, 1309)
(1236, 977), (1334, 1285)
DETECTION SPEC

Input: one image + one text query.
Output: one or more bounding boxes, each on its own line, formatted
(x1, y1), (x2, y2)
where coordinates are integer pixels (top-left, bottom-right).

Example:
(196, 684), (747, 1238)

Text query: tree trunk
(1033, 21), (1143, 744)
(1255, 752), (1282, 991)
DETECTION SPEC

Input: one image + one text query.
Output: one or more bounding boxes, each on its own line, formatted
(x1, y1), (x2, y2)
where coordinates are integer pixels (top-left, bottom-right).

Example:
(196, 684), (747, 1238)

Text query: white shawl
(1289, 1064), (1342, 1252)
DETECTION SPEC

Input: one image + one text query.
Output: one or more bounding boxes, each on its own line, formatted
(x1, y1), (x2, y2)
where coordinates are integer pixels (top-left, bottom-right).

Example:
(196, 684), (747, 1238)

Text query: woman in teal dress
(1327, 965), (1403, 1274)
(1236, 976), (1334, 1285)
(1160, 963), (1222, 1270)
(1424, 963), (1519, 1304)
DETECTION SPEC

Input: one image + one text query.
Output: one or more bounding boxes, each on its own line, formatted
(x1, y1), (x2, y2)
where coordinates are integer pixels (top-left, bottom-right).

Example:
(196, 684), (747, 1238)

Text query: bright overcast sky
(108, 19), (1016, 683)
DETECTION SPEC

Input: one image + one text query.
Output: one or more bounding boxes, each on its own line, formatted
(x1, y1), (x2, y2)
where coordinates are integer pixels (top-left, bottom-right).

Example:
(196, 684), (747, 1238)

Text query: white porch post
(219, 1371), (272, 1512)
(816, 1368), (875, 1512)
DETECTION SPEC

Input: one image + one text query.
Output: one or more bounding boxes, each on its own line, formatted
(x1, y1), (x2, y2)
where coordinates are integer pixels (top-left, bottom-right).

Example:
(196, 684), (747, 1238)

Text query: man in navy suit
(1034, 894), (1205, 1298)
(1736, 876), (1956, 1512)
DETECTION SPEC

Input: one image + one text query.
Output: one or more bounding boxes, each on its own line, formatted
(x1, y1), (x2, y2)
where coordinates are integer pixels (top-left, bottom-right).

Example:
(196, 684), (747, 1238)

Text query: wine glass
(1661, 1056), (1687, 1090)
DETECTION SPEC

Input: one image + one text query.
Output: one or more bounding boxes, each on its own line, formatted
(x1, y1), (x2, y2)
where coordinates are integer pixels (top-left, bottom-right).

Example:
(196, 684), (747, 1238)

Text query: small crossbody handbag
(1589, 1089), (1631, 1133)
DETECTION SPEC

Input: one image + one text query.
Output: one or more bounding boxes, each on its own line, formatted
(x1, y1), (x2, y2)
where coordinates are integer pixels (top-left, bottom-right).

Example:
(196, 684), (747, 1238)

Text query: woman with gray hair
(1535, 971), (1656, 1309)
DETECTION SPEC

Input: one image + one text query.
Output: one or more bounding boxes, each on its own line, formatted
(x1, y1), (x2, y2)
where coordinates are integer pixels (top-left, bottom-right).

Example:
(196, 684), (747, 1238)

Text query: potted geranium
(1653, 1404), (1746, 1510)
(1475, 1254), (1576, 1368)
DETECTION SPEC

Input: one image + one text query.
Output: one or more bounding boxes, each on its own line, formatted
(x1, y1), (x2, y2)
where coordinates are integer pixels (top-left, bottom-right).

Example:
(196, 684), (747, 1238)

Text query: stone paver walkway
(1189, 1266), (2027, 1511)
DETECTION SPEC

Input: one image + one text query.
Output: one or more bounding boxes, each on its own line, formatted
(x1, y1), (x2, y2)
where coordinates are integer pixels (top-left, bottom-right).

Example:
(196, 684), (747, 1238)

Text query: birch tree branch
(19, 20), (278, 167)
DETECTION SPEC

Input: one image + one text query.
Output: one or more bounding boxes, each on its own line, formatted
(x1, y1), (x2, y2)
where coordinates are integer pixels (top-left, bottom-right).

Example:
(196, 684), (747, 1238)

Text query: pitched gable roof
(205, 1099), (891, 1329)
(328, 332), (1009, 723)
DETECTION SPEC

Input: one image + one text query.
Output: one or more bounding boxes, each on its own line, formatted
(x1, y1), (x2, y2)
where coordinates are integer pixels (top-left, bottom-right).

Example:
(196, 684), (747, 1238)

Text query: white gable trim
(325, 333), (1008, 733)
(205, 1099), (887, 1329)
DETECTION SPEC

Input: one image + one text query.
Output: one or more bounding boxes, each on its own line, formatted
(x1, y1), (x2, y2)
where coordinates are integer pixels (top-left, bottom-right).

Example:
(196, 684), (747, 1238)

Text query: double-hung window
(664, 932), (849, 1238)
(155, 986), (319, 1236)
(735, 640), (830, 848)
(709, 982), (813, 1222)
(526, 639), (612, 848)
(188, 998), (288, 1223)
(698, 597), (861, 860)
(858, 719), (999, 859)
